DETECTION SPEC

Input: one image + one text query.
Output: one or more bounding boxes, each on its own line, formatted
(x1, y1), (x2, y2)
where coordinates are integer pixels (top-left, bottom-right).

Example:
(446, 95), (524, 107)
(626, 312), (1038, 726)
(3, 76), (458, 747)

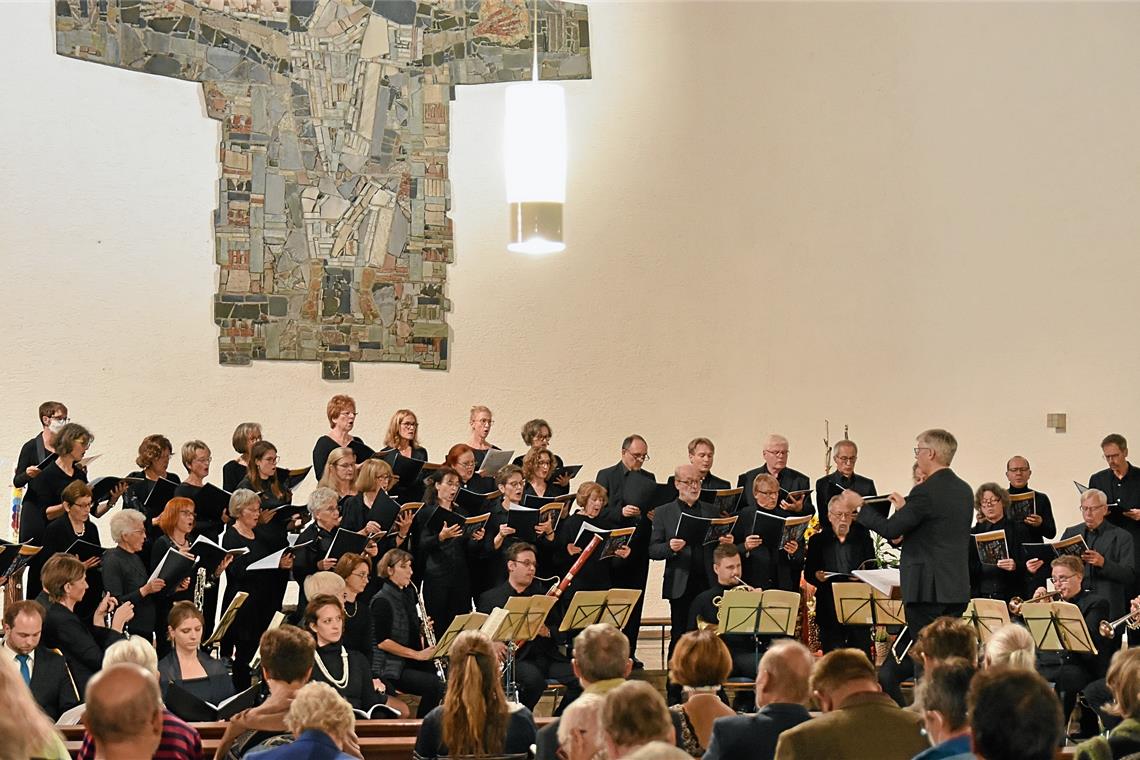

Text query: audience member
(913, 658), (975, 760)
(255, 682), (359, 760)
(967, 667), (1063, 760)
(625, 742), (693, 760)
(217, 625), (317, 759)
(2, 599), (79, 720)
(774, 648), (926, 760)
(1074, 648), (1140, 760)
(982, 623), (1035, 670)
(667, 629), (734, 756)
(83, 663), (166, 760)
(0, 654), (69, 760)
(414, 630), (536, 759)
(703, 640), (814, 760)
(556, 693), (605, 760)
(602, 680), (675, 759)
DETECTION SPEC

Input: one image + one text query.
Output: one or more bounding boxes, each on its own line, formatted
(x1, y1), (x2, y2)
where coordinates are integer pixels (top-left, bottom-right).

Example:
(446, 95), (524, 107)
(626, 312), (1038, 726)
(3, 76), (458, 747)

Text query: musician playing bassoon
(475, 542), (579, 712)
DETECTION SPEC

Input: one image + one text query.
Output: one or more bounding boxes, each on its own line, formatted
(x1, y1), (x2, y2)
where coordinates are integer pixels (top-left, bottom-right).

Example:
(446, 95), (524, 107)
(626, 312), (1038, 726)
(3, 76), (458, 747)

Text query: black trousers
(508, 654), (580, 711)
(1040, 661), (1096, 722)
(665, 580), (708, 705)
(818, 622), (873, 656)
(878, 651), (914, 706)
(389, 662), (445, 718)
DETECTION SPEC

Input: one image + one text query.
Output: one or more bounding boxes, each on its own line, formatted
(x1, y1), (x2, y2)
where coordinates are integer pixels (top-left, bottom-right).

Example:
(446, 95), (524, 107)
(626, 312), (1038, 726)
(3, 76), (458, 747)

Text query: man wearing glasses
(737, 434), (814, 518)
(596, 434), (656, 666)
(1091, 433), (1140, 643)
(814, 440), (876, 536)
(851, 429), (973, 637)
(1047, 488), (1134, 630)
(1032, 555), (1110, 724)
(1006, 455), (1056, 591)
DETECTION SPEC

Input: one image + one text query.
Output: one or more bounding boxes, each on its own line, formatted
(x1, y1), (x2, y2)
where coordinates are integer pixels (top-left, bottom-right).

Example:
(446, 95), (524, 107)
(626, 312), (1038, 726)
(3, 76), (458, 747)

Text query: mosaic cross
(56, 0), (590, 378)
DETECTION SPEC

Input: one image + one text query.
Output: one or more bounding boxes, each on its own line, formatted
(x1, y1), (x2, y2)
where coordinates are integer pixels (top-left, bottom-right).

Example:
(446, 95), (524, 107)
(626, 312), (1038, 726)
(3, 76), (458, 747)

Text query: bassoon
(512, 534), (604, 649)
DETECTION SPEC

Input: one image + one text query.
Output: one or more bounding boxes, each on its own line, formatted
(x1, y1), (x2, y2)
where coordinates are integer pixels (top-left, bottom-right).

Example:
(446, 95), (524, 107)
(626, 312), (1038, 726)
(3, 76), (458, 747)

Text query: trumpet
(1099, 610), (1140, 638)
(1008, 590), (1063, 615)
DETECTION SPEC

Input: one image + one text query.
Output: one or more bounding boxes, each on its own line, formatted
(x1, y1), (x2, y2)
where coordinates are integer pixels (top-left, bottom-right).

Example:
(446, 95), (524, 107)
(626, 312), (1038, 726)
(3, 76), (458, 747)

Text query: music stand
(718, 588), (801, 673)
(204, 591), (249, 651)
(481, 596), (558, 703)
(435, 612), (489, 659)
(832, 582), (906, 627)
(1021, 601), (1097, 655)
(559, 589), (642, 633)
(961, 598), (1011, 645)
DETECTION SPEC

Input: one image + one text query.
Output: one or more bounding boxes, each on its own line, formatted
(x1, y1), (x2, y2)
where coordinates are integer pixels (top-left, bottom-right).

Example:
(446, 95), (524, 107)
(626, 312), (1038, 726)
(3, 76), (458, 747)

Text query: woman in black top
(157, 601), (234, 706)
(236, 441), (299, 545)
(334, 552), (375, 659)
(40, 480), (104, 621)
(413, 630), (537, 759)
(40, 553), (132, 694)
(969, 482), (1026, 603)
(123, 434), (181, 516)
(303, 594), (407, 716)
(151, 496), (224, 656)
(223, 422), (262, 492)
(173, 439), (227, 542)
(522, 447), (570, 499)
(483, 464), (555, 595)
(511, 418), (566, 471)
(370, 548), (444, 717)
(12, 401), (67, 489)
(555, 482), (630, 593)
(221, 487), (294, 691)
(379, 409), (429, 503)
(313, 394), (374, 479)
(464, 405), (499, 470)
(103, 509), (174, 643)
(343, 459), (410, 553)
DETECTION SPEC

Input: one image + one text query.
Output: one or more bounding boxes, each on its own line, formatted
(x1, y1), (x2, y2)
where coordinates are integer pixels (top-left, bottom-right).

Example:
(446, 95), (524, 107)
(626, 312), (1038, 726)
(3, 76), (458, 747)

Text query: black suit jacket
(737, 465), (813, 517)
(25, 645), (79, 720)
(856, 467), (973, 604)
(1060, 520), (1135, 620)
(704, 702), (813, 760)
(42, 602), (123, 695)
(804, 531), (875, 627)
(648, 499), (721, 599)
(595, 462), (657, 571)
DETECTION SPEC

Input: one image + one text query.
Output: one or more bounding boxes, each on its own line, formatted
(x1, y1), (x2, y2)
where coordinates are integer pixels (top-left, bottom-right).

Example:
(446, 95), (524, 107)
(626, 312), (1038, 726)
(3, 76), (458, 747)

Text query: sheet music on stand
(204, 591), (249, 647)
(1021, 601), (1098, 655)
(962, 598), (1011, 644)
(435, 612), (489, 659)
(832, 582), (906, 627)
(717, 589), (801, 637)
(559, 589), (642, 632)
(482, 595), (558, 642)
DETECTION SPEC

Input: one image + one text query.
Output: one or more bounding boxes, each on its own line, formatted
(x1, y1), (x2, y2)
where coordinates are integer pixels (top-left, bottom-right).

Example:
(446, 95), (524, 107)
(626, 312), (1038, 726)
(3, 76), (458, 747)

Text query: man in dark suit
(667, 437), (731, 491)
(805, 493), (876, 653)
(737, 434), (814, 517)
(853, 428), (973, 636)
(2, 599), (79, 720)
(595, 434), (657, 663)
(650, 464), (734, 703)
(814, 440), (876, 535)
(1091, 433), (1140, 643)
(703, 640), (814, 760)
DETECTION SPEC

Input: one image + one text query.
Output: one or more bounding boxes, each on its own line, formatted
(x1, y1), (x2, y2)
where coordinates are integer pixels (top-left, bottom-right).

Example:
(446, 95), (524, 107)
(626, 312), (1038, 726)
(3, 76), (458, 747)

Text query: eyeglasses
(979, 498), (1003, 507)
(913, 447), (932, 457)
(261, 456), (280, 464)
(1080, 505), (1106, 513)
(624, 450), (650, 462)
(764, 449), (789, 458)
(511, 560), (537, 568)
(835, 456), (857, 464)
(335, 462), (355, 470)
(676, 479), (701, 487)
(192, 457), (212, 465)
(400, 421), (418, 428)
(350, 570), (369, 580)
(1051, 573), (1077, 583)
(49, 415), (70, 423)
(756, 489), (779, 497)
(178, 510), (195, 518)
(71, 501), (93, 511)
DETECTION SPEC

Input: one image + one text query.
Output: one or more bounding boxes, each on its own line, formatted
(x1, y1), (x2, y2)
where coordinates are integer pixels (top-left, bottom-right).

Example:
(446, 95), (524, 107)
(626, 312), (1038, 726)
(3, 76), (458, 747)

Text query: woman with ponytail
(413, 631), (536, 759)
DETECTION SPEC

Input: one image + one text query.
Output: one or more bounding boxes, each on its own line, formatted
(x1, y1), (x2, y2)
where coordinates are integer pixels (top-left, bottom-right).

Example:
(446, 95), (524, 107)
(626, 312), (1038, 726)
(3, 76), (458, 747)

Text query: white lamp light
(505, 81), (566, 254)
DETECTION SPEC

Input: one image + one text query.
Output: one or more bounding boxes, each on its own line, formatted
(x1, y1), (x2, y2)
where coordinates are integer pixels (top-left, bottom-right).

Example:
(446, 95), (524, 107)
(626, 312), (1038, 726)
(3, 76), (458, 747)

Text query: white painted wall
(3, 1), (1140, 616)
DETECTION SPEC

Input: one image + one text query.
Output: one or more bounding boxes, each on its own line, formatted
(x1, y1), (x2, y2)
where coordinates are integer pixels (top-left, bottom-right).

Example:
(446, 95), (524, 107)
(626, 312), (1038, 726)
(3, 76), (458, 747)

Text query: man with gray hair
(703, 640), (814, 760)
(83, 663), (165, 759)
(737, 434), (814, 516)
(1091, 433), (1140, 643)
(853, 429), (973, 637)
(1052, 487), (1134, 625)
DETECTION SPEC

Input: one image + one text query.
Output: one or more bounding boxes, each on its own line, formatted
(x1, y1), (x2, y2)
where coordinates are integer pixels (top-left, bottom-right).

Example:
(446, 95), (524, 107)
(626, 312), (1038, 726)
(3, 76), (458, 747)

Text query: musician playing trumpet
(687, 545), (765, 684)
(475, 542), (578, 711)
(1032, 555), (1110, 721)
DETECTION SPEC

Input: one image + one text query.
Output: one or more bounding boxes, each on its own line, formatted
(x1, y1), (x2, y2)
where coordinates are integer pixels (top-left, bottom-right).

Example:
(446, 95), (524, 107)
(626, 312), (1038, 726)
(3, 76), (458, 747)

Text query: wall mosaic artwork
(56, 0), (590, 377)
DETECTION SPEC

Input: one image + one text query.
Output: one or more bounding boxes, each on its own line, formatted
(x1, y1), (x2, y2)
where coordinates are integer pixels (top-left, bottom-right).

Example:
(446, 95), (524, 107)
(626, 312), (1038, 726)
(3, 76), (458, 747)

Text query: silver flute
(416, 582), (447, 683)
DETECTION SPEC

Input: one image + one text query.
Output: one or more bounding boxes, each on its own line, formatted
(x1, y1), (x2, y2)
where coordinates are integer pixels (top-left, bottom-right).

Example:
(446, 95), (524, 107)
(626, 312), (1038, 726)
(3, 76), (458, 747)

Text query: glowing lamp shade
(505, 82), (567, 254)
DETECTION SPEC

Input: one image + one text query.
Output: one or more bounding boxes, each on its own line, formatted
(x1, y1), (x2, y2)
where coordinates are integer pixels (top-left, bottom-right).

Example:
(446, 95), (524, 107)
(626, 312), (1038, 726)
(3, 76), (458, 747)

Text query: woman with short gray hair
(292, 487), (346, 611)
(102, 509), (171, 643)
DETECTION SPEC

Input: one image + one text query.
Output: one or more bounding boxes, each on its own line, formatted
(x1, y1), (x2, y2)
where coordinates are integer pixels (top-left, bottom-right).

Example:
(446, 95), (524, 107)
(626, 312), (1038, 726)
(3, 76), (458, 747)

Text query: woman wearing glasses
(313, 394), (374, 480)
(379, 409), (428, 503)
(968, 483), (1026, 603)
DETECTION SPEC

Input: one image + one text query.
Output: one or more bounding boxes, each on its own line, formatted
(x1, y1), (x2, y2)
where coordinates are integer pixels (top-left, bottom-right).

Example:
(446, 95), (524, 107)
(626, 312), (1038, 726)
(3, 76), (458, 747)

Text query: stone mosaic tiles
(56, 0), (590, 375)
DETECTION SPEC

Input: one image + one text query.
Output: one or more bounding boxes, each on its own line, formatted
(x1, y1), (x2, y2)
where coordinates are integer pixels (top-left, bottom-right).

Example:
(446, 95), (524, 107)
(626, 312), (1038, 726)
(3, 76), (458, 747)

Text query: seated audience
(82, 663), (166, 760)
(1074, 648), (1140, 760)
(2, 599), (79, 721)
(703, 640), (814, 760)
(967, 666), (1063, 760)
(41, 553), (133, 693)
(907, 616), (979, 711)
(774, 648), (927, 760)
(157, 601), (234, 706)
(255, 682), (360, 760)
(602, 680), (675, 759)
(983, 623), (1036, 670)
(913, 658), (975, 760)
(557, 693), (605, 760)
(0, 650), (69, 760)
(667, 629), (734, 756)
(626, 743), (693, 760)
(414, 630), (537, 759)
(217, 625), (317, 759)
(76, 637), (203, 760)
(536, 622), (635, 759)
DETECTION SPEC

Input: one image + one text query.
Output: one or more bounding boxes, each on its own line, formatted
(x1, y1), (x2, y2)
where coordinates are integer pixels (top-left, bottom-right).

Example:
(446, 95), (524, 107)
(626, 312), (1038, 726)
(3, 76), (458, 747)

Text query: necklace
(313, 646), (350, 689)
(344, 599), (357, 618)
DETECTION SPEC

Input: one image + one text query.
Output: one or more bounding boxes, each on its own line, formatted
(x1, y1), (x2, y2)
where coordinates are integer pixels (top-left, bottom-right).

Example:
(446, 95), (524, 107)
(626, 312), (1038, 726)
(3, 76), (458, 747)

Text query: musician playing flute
(476, 542), (578, 712)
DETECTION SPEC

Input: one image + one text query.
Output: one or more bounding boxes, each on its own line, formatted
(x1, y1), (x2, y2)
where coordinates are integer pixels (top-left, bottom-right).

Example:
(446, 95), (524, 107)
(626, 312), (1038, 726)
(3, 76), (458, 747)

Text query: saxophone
(416, 582), (447, 683)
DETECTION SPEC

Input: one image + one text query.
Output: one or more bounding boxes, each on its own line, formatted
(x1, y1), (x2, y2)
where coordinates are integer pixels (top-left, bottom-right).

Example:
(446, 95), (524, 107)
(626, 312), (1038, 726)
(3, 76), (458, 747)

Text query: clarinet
(416, 583), (448, 683)
(193, 567), (207, 612)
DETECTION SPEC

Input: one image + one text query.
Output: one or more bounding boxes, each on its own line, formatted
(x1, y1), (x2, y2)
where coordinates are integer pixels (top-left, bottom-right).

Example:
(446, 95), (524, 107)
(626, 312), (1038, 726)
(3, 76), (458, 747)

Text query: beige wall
(2, 2), (1139, 613)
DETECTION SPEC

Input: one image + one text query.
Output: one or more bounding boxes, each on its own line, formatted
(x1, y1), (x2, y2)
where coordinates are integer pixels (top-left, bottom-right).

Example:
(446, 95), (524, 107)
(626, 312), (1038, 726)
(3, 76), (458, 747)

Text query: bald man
(650, 464), (733, 703)
(704, 641), (815, 760)
(83, 663), (164, 759)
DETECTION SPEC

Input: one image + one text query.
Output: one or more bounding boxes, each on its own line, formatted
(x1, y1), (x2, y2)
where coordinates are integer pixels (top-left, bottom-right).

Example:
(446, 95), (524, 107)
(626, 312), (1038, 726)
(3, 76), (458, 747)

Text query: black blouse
(21, 462), (86, 543)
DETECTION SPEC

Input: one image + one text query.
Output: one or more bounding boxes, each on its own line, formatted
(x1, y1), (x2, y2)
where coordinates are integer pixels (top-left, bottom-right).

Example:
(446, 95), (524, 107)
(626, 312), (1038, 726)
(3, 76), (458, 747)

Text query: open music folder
(559, 589), (642, 632)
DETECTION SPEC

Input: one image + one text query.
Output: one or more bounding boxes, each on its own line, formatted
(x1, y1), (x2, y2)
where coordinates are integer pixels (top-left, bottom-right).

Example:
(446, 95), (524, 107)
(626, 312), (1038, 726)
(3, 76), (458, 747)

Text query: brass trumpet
(1099, 610), (1140, 638)
(1008, 590), (1063, 616)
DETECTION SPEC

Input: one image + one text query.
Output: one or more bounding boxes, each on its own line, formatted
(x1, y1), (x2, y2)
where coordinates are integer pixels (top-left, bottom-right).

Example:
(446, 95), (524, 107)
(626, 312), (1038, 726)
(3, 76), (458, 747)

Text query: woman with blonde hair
(224, 422), (262, 492)
(1075, 648), (1140, 760)
(0, 655), (68, 760)
(413, 630), (536, 758)
(255, 682), (359, 760)
(984, 623), (1036, 670)
(318, 446), (359, 503)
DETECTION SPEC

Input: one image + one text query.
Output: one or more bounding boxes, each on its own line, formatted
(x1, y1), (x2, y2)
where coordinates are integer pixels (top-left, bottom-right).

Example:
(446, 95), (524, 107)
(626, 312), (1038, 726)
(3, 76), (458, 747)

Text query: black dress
(173, 481), (225, 542)
(157, 650), (234, 705)
(378, 445), (429, 503)
(41, 517), (104, 622)
(221, 525), (289, 690)
(22, 461), (86, 543)
(312, 435), (375, 481)
(310, 642), (391, 710)
(43, 601), (123, 694)
(102, 546), (159, 641)
(342, 595), (373, 660)
(13, 433), (48, 489)
(149, 534), (196, 653)
(222, 460), (248, 493)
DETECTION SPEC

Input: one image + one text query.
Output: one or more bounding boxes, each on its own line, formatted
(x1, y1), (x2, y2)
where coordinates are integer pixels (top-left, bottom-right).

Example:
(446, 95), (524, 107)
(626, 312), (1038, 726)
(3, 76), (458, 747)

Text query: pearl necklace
(313, 646), (350, 689)
(344, 599), (357, 619)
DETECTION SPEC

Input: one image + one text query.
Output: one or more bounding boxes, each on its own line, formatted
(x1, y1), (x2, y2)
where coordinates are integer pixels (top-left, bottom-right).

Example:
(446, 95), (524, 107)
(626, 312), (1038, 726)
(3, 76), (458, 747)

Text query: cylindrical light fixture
(504, 81), (567, 255)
